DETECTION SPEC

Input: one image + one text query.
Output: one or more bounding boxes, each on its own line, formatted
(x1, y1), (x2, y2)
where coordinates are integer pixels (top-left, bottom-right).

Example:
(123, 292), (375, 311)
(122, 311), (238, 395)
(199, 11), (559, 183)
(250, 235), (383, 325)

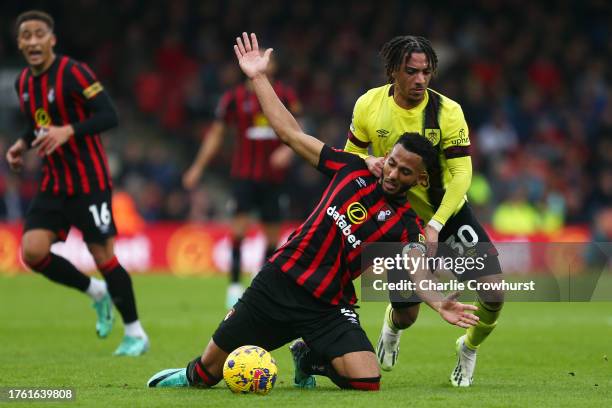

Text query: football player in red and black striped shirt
(183, 46), (301, 309)
(147, 33), (478, 392)
(5, 10), (148, 356)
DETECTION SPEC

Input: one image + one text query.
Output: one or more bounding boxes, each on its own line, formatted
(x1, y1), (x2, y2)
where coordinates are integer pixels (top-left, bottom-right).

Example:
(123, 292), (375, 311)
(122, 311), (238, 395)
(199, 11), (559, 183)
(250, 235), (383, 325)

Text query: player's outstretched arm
(404, 246), (479, 329)
(234, 32), (323, 168)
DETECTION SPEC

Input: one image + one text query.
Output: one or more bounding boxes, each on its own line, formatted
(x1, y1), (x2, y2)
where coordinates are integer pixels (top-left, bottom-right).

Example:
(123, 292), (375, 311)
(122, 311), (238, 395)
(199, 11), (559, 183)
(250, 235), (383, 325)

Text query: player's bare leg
(88, 238), (148, 356)
(22, 229), (112, 339)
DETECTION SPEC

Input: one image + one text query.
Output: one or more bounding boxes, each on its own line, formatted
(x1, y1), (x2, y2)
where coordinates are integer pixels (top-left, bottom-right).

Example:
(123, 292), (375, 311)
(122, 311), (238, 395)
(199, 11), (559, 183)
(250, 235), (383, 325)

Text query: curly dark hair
(380, 35), (438, 84)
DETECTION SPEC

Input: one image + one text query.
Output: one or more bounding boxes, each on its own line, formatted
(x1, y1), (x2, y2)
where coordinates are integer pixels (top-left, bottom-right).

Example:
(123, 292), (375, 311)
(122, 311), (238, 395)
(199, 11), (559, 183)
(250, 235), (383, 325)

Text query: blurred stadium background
(0, 2), (611, 406)
(0, 0), (610, 274)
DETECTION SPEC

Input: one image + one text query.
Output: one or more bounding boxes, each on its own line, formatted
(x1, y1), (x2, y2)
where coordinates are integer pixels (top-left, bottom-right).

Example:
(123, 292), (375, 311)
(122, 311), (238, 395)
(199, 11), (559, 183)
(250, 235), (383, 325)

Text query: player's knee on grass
(392, 304), (420, 329)
(331, 351), (380, 379)
(333, 375), (381, 391)
(21, 230), (54, 268)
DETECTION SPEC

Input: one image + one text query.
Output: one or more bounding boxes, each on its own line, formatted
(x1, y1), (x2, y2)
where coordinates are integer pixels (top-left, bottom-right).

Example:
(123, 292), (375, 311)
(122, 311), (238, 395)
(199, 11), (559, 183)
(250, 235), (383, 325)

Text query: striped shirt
(269, 145), (424, 305)
(15, 55), (115, 195)
(216, 82), (300, 183)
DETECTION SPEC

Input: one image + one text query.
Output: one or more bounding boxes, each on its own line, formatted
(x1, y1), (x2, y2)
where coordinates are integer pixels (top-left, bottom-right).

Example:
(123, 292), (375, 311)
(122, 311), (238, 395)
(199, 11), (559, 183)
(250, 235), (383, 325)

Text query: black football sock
(230, 237), (242, 283)
(28, 253), (90, 292)
(99, 256), (138, 324)
(186, 356), (221, 387)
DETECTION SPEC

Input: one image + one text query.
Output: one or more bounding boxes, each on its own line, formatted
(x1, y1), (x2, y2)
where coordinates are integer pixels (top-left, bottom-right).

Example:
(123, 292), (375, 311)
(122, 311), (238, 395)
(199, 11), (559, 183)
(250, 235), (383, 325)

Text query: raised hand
(233, 32), (273, 79)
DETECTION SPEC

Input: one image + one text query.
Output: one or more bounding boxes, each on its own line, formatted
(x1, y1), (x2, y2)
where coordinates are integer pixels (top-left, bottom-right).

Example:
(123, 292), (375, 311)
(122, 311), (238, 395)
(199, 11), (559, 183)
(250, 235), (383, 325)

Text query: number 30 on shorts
(444, 224), (478, 255)
(88, 202), (112, 227)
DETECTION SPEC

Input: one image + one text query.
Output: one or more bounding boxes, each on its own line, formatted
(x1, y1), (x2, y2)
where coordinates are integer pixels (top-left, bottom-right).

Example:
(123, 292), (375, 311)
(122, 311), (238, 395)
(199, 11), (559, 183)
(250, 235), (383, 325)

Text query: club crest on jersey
(424, 128), (441, 146)
(47, 88), (55, 103)
(377, 209), (392, 221)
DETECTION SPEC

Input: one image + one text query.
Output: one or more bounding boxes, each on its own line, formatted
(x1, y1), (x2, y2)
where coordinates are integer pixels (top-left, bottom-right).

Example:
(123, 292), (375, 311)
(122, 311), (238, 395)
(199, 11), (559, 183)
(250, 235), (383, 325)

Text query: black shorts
(213, 263), (374, 361)
(392, 203), (502, 309)
(230, 179), (285, 223)
(24, 190), (117, 244)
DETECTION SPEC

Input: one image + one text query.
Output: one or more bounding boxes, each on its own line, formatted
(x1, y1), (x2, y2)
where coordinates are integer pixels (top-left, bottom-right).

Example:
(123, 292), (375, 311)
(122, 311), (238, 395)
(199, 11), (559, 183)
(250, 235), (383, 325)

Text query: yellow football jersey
(345, 84), (472, 225)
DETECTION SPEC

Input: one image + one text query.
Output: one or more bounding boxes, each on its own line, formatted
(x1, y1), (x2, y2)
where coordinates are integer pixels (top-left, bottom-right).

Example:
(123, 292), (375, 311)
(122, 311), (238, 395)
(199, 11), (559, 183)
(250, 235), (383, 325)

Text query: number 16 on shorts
(89, 202), (111, 233)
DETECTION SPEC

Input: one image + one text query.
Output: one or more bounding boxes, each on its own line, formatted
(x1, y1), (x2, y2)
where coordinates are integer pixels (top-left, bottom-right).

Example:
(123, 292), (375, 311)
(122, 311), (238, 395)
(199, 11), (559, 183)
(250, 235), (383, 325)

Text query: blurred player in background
(345, 36), (504, 386)
(183, 49), (301, 309)
(5, 10), (148, 356)
(148, 33), (479, 391)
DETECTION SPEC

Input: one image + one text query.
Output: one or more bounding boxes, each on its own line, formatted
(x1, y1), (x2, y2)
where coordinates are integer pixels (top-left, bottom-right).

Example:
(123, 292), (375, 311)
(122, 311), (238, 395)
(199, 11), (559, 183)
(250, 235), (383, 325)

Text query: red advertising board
(0, 223), (591, 275)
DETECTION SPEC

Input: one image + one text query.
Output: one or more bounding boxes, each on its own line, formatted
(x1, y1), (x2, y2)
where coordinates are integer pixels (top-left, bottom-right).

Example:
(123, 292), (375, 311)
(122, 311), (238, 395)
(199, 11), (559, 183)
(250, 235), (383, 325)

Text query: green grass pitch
(1, 273), (610, 407)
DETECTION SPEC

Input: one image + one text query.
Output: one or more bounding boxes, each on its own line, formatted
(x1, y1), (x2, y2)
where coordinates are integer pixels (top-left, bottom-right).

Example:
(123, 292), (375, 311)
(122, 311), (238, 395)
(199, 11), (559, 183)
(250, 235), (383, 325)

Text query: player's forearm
(71, 92), (118, 137)
(431, 156), (472, 226)
(19, 124), (35, 148)
(404, 247), (446, 309)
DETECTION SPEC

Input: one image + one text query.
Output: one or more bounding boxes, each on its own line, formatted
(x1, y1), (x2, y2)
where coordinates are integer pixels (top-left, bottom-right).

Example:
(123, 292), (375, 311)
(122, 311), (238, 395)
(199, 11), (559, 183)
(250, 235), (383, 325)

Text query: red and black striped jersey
(15, 55), (116, 196)
(215, 81), (301, 183)
(269, 145), (425, 306)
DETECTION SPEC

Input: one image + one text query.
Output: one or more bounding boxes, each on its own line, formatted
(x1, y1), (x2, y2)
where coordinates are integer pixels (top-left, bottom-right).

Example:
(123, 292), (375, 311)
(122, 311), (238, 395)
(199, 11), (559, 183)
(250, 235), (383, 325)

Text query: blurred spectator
(0, 0), (609, 238)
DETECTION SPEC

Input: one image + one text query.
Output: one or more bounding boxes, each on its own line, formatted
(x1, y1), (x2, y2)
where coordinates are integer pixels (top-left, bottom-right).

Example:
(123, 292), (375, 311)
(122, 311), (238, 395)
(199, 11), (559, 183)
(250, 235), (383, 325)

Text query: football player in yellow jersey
(345, 36), (504, 387)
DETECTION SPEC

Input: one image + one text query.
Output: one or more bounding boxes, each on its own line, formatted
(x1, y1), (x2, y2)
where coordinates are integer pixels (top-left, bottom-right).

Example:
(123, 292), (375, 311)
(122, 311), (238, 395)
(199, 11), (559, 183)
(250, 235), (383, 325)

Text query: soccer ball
(223, 345), (278, 395)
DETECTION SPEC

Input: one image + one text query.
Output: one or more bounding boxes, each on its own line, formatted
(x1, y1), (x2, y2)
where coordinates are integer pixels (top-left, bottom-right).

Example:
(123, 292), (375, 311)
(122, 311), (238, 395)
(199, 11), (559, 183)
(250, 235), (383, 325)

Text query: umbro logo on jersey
(376, 129), (389, 137)
(355, 177), (367, 188)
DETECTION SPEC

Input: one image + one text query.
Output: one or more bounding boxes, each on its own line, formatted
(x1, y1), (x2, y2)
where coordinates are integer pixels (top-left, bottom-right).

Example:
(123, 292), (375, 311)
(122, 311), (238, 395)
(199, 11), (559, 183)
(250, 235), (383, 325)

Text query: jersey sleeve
(316, 145), (364, 178)
(214, 90), (236, 123)
(344, 94), (371, 156)
(66, 61), (119, 137)
(439, 103), (470, 158)
(401, 211), (426, 248)
(14, 71), (35, 147)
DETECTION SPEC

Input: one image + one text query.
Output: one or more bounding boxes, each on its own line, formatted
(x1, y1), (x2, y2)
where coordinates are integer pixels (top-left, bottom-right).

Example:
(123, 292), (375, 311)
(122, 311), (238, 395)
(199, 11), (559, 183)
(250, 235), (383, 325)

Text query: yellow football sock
(465, 298), (501, 350)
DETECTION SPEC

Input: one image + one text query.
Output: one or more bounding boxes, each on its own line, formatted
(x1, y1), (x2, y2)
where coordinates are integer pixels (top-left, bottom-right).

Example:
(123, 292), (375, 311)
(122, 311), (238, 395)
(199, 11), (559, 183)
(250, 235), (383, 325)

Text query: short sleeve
(440, 102), (470, 159)
(316, 145), (364, 178)
(347, 94), (371, 149)
(68, 61), (106, 100)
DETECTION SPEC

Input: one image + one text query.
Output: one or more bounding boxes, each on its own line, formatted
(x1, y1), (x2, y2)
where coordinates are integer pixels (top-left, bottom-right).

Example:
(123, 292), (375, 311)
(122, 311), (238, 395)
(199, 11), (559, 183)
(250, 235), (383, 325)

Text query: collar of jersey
(388, 85), (429, 116)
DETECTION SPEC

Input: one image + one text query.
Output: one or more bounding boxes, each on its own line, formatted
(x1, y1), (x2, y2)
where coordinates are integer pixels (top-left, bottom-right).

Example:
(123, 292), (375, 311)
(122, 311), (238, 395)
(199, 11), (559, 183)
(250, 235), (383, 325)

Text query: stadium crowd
(0, 0), (610, 238)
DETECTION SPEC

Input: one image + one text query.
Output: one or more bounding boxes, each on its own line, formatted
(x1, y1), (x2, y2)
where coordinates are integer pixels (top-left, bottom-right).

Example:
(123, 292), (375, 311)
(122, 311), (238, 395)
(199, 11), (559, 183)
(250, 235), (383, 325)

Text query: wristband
(427, 219), (444, 232)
